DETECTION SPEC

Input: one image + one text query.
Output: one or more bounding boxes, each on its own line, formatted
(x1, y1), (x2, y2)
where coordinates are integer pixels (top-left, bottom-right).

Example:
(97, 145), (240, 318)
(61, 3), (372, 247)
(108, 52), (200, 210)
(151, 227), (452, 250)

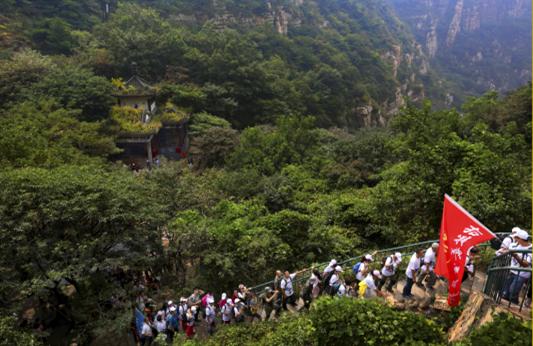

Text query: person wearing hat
(185, 306), (196, 338)
(327, 265), (343, 296)
(154, 311), (167, 336)
(178, 298), (188, 332)
(378, 252), (402, 293)
(403, 248), (425, 298)
(359, 270), (384, 298)
(352, 254), (373, 293)
(165, 305), (179, 342)
(417, 243), (439, 291)
(496, 227), (520, 256)
(218, 293), (227, 309)
(205, 297), (216, 336)
(221, 298), (233, 324)
(502, 230), (532, 304)
(322, 259), (337, 277)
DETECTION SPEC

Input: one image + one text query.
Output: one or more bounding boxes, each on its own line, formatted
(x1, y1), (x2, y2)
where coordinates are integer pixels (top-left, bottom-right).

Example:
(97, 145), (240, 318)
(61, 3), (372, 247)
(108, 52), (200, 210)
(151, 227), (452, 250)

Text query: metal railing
(248, 233), (511, 295)
(483, 249), (532, 312)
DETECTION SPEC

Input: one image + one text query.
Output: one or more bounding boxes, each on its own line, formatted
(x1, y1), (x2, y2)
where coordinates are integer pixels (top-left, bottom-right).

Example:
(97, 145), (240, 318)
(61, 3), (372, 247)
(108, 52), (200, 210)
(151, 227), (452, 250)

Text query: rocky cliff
(387, 0), (531, 104)
(167, 0), (434, 125)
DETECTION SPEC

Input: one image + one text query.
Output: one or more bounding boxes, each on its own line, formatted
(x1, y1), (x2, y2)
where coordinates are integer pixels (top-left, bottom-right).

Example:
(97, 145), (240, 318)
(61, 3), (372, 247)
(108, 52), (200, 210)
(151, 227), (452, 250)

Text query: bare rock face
(387, 0), (532, 102)
(445, 0), (463, 47)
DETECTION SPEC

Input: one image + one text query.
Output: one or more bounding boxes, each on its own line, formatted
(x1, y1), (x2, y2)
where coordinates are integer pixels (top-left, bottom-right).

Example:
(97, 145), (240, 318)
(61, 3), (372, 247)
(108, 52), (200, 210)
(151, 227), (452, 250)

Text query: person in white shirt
(327, 266), (343, 296)
(402, 248), (425, 298)
(496, 227), (520, 256)
(280, 269), (305, 309)
(417, 243), (438, 291)
(140, 319), (153, 346)
(233, 298), (246, 323)
(205, 298), (216, 335)
(360, 270), (384, 298)
(221, 299), (233, 324)
(154, 312), (167, 334)
(178, 298), (188, 331)
(354, 254), (373, 283)
(378, 252), (402, 293)
(502, 230), (532, 304)
(337, 279), (347, 297)
(323, 259), (337, 277)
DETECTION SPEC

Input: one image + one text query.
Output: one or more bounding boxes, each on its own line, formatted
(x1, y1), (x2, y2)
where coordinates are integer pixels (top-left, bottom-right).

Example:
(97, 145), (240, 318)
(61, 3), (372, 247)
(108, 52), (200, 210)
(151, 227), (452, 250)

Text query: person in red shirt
(218, 293), (227, 309)
(185, 306), (196, 338)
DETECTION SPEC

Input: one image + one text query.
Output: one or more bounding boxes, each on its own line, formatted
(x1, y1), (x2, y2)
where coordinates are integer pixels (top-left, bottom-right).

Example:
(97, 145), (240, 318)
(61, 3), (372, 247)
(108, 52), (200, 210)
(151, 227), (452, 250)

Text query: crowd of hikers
(134, 229), (531, 344)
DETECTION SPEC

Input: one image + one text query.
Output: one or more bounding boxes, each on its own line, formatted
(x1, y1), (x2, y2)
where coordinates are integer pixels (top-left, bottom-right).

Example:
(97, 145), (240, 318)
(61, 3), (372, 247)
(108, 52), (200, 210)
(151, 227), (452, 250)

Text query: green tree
(0, 101), (118, 168)
(30, 64), (114, 121)
(0, 165), (165, 342)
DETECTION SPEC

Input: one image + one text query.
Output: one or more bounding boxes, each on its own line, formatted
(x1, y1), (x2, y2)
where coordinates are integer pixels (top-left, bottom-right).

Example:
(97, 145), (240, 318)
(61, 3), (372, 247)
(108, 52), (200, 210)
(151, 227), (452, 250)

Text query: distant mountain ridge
(387, 0), (532, 104)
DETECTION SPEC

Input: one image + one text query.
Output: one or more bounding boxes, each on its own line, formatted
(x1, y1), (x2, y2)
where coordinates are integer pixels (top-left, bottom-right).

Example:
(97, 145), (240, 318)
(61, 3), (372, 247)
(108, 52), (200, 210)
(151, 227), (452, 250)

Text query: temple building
(111, 76), (189, 167)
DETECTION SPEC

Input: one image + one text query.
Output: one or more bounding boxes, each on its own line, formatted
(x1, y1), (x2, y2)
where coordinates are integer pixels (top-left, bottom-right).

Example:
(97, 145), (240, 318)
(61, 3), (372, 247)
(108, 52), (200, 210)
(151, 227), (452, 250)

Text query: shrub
(308, 297), (445, 346)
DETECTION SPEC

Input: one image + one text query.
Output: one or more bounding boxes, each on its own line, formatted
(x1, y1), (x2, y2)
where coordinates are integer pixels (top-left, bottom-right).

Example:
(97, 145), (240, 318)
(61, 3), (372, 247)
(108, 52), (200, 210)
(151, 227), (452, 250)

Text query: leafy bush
(0, 316), (41, 346)
(309, 297), (445, 346)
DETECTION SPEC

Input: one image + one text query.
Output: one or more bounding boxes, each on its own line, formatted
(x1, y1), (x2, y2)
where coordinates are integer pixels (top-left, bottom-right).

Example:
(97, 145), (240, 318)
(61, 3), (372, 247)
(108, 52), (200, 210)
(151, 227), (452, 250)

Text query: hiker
(359, 270), (384, 298)
(185, 306), (196, 339)
(218, 293), (227, 309)
(274, 270), (283, 291)
(327, 266), (343, 296)
(302, 269), (321, 309)
(154, 312), (167, 337)
(165, 306), (179, 342)
(402, 248), (425, 298)
(233, 298), (246, 323)
(260, 287), (279, 320)
(237, 284), (248, 301)
(205, 297), (216, 336)
(246, 291), (261, 322)
(221, 298), (233, 324)
(322, 259), (337, 277)
(496, 227), (520, 256)
(462, 247), (479, 283)
(378, 252), (402, 293)
(178, 298), (188, 332)
(201, 292), (214, 318)
(140, 318), (154, 345)
(417, 243), (439, 291)
(502, 230), (532, 304)
(281, 269), (305, 310)
(188, 288), (203, 321)
(322, 260), (338, 294)
(353, 254), (373, 289)
(336, 279), (347, 297)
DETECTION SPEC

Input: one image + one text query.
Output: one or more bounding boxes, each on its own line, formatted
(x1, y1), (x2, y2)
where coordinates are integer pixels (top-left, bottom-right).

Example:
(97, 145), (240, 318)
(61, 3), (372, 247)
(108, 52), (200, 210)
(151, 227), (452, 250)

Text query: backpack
(281, 277), (292, 293)
(352, 262), (362, 278)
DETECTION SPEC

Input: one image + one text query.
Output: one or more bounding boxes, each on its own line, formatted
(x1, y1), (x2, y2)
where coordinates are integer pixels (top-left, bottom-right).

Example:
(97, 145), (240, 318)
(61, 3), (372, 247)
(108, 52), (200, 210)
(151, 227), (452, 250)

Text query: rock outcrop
(387, 0), (532, 103)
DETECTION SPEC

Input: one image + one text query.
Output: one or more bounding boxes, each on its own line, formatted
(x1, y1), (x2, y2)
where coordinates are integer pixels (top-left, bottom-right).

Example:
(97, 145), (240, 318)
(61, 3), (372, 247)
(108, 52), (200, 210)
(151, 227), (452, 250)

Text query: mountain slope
(387, 0), (532, 104)
(2, 0), (438, 128)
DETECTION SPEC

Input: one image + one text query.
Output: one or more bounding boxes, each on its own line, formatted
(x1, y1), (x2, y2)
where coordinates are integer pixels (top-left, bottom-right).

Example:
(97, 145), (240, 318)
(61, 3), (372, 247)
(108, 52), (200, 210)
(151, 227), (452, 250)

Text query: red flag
(434, 194), (495, 306)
